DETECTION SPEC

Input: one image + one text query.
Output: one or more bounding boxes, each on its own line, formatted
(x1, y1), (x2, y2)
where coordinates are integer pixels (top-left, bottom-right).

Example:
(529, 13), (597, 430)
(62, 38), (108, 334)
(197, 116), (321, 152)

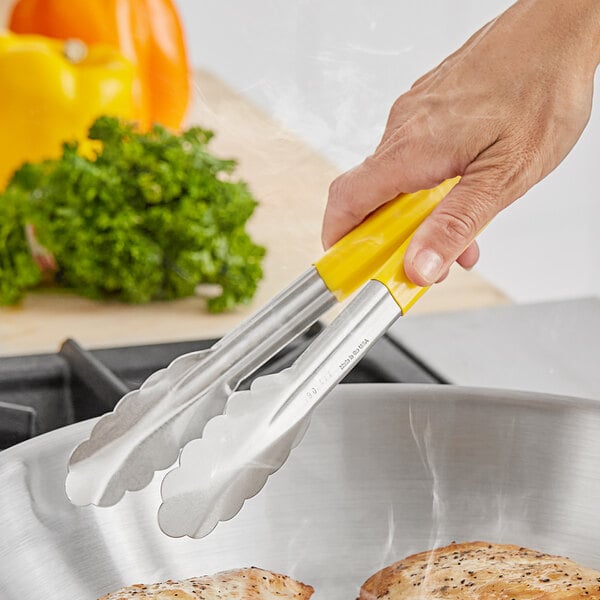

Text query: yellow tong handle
(315, 177), (459, 313)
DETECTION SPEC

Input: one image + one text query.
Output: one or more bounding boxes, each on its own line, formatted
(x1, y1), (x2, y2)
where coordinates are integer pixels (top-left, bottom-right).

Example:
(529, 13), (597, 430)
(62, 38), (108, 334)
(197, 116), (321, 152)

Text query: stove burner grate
(0, 323), (442, 450)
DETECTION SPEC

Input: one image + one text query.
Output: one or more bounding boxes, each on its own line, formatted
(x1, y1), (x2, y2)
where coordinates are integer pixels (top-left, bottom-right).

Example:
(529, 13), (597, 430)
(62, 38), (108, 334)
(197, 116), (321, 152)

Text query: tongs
(66, 177), (459, 535)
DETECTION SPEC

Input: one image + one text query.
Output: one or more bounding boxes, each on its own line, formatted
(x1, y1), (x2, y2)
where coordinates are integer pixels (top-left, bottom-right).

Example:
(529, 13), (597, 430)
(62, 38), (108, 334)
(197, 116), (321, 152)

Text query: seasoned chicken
(360, 541), (600, 599)
(98, 567), (313, 599)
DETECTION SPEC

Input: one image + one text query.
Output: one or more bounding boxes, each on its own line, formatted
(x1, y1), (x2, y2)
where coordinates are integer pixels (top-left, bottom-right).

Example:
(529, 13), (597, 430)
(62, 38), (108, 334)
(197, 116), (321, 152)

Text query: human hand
(322, 0), (600, 286)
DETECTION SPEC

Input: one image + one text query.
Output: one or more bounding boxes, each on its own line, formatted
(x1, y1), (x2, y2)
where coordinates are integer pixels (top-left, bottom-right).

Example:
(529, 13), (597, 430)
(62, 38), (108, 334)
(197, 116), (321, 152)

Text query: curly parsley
(0, 117), (265, 312)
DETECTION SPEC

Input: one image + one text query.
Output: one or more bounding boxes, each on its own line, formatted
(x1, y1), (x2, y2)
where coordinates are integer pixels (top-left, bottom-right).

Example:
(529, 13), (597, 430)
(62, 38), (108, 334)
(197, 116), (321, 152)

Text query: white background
(176, 0), (600, 304)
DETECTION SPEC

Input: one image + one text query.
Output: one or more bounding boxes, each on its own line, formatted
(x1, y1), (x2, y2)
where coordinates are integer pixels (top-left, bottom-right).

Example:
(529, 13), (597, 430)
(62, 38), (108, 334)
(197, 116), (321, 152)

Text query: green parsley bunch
(0, 116), (265, 312)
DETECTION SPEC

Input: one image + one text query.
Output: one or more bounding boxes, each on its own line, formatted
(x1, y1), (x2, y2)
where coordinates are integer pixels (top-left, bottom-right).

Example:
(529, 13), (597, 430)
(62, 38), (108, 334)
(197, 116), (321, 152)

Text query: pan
(1, 384), (600, 599)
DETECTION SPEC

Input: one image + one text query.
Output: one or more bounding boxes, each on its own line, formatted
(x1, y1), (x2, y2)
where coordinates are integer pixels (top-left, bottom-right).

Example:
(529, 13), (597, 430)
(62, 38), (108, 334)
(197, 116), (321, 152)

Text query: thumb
(404, 153), (516, 286)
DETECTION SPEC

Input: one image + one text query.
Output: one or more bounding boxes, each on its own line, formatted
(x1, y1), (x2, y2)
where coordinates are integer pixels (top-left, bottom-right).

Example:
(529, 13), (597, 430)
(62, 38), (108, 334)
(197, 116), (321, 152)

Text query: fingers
(427, 242), (477, 286)
(404, 143), (517, 286)
(456, 241), (480, 271)
(323, 126), (517, 288)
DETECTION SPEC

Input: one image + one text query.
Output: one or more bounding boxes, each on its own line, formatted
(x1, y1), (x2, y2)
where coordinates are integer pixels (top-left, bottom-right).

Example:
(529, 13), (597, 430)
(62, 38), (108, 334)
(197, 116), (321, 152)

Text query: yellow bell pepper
(0, 32), (136, 188)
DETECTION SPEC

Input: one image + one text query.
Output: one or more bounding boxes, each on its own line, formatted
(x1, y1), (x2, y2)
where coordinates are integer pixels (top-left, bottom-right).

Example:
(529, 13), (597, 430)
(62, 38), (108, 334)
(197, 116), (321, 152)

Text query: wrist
(521, 0), (600, 73)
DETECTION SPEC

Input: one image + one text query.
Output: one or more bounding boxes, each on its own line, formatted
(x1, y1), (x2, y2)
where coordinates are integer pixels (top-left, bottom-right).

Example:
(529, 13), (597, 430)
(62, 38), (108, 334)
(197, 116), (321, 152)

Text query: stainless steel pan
(1, 384), (600, 600)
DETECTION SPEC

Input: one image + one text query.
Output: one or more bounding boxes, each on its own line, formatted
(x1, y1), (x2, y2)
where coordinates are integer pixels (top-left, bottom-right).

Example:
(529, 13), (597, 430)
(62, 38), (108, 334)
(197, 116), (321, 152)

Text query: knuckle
(389, 94), (411, 117)
(327, 175), (345, 202)
(441, 212), (478, 243)
(434, 203), (482, 245)
(327, 174), (366, 222)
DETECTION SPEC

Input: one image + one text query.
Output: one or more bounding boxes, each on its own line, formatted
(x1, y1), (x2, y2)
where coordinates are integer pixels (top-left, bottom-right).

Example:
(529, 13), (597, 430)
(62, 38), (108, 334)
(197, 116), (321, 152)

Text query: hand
(322, 0), (600, 286)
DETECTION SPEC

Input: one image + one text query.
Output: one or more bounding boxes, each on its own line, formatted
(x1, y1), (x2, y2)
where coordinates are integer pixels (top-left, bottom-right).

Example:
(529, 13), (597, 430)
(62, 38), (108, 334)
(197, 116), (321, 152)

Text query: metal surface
(66, 268), (336, 508)
(159, 281), (401, 538)
(389, 297), (600, 398)
(2, 384), (600, 600)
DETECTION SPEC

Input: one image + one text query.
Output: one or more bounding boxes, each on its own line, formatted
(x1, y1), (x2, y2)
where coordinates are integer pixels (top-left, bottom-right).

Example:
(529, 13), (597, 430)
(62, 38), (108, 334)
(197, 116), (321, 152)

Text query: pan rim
(1, 382), (598, 462)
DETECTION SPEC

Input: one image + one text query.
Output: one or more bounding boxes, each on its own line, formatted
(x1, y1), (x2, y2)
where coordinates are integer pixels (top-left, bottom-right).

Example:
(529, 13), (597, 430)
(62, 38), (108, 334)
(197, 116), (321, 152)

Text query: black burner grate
(0, 323), (442, 450)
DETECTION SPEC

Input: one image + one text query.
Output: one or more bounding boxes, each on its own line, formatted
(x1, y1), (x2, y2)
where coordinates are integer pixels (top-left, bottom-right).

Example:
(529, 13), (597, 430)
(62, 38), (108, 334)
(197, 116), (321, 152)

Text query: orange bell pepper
(9, 0), (191, 131)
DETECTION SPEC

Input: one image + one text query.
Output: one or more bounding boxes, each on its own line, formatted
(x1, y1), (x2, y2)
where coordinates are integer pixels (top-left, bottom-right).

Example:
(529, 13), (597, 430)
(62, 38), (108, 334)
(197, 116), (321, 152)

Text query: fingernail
(412, 248), (443, 284)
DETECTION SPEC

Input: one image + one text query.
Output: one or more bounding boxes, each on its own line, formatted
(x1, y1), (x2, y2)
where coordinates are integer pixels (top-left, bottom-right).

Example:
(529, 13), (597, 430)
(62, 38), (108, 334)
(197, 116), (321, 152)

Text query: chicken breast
(98, 567), (314, 599)
(360, 541), (600, 599)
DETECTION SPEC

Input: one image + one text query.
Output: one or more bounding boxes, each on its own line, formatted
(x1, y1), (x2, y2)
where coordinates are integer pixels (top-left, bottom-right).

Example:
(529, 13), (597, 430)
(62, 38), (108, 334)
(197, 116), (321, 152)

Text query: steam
(234, 42), (408, 172)
(345, 43), (413, 57)
(408, 403), (446, 599)
(403, 399), (533, 595)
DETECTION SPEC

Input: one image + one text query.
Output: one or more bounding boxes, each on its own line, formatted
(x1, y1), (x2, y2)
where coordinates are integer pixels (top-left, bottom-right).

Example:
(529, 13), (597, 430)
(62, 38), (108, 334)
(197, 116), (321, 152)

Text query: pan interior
(1, 384), (599, 600)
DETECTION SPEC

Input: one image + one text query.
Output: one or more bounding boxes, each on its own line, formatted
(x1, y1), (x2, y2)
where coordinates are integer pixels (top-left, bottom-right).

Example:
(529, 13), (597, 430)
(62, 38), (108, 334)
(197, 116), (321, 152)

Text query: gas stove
(0, 322), (441, 450)
(2, 297), (598, 452)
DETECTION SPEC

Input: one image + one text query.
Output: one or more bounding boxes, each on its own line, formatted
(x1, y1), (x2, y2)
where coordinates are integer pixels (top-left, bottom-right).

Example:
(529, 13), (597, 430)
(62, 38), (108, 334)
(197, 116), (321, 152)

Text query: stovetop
(388, 297), (600, 400)
(0, 323), (442, 450)
(3, 297), (598, 451)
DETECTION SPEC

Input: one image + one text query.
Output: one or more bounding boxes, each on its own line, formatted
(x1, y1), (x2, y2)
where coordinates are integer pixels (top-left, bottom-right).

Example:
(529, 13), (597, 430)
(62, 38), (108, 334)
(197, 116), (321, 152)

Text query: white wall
(177, 0), (600, 303)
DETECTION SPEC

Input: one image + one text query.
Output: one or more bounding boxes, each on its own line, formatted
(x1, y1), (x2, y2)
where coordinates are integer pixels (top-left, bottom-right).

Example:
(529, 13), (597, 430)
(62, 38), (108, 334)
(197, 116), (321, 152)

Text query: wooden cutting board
(0, 69), (508, 356)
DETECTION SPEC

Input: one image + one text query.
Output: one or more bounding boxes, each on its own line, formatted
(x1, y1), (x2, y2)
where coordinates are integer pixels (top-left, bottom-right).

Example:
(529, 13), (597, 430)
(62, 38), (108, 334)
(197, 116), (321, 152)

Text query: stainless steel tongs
(66, 178), (459, 533)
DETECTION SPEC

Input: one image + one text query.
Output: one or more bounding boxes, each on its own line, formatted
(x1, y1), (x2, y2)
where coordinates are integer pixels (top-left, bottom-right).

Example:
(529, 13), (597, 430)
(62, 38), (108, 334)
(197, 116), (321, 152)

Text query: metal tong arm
(204, 268), (335, 389)
(272, 222), (436, 426)
(158, 234), (429, 538)
(269, 280), (402, 428)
